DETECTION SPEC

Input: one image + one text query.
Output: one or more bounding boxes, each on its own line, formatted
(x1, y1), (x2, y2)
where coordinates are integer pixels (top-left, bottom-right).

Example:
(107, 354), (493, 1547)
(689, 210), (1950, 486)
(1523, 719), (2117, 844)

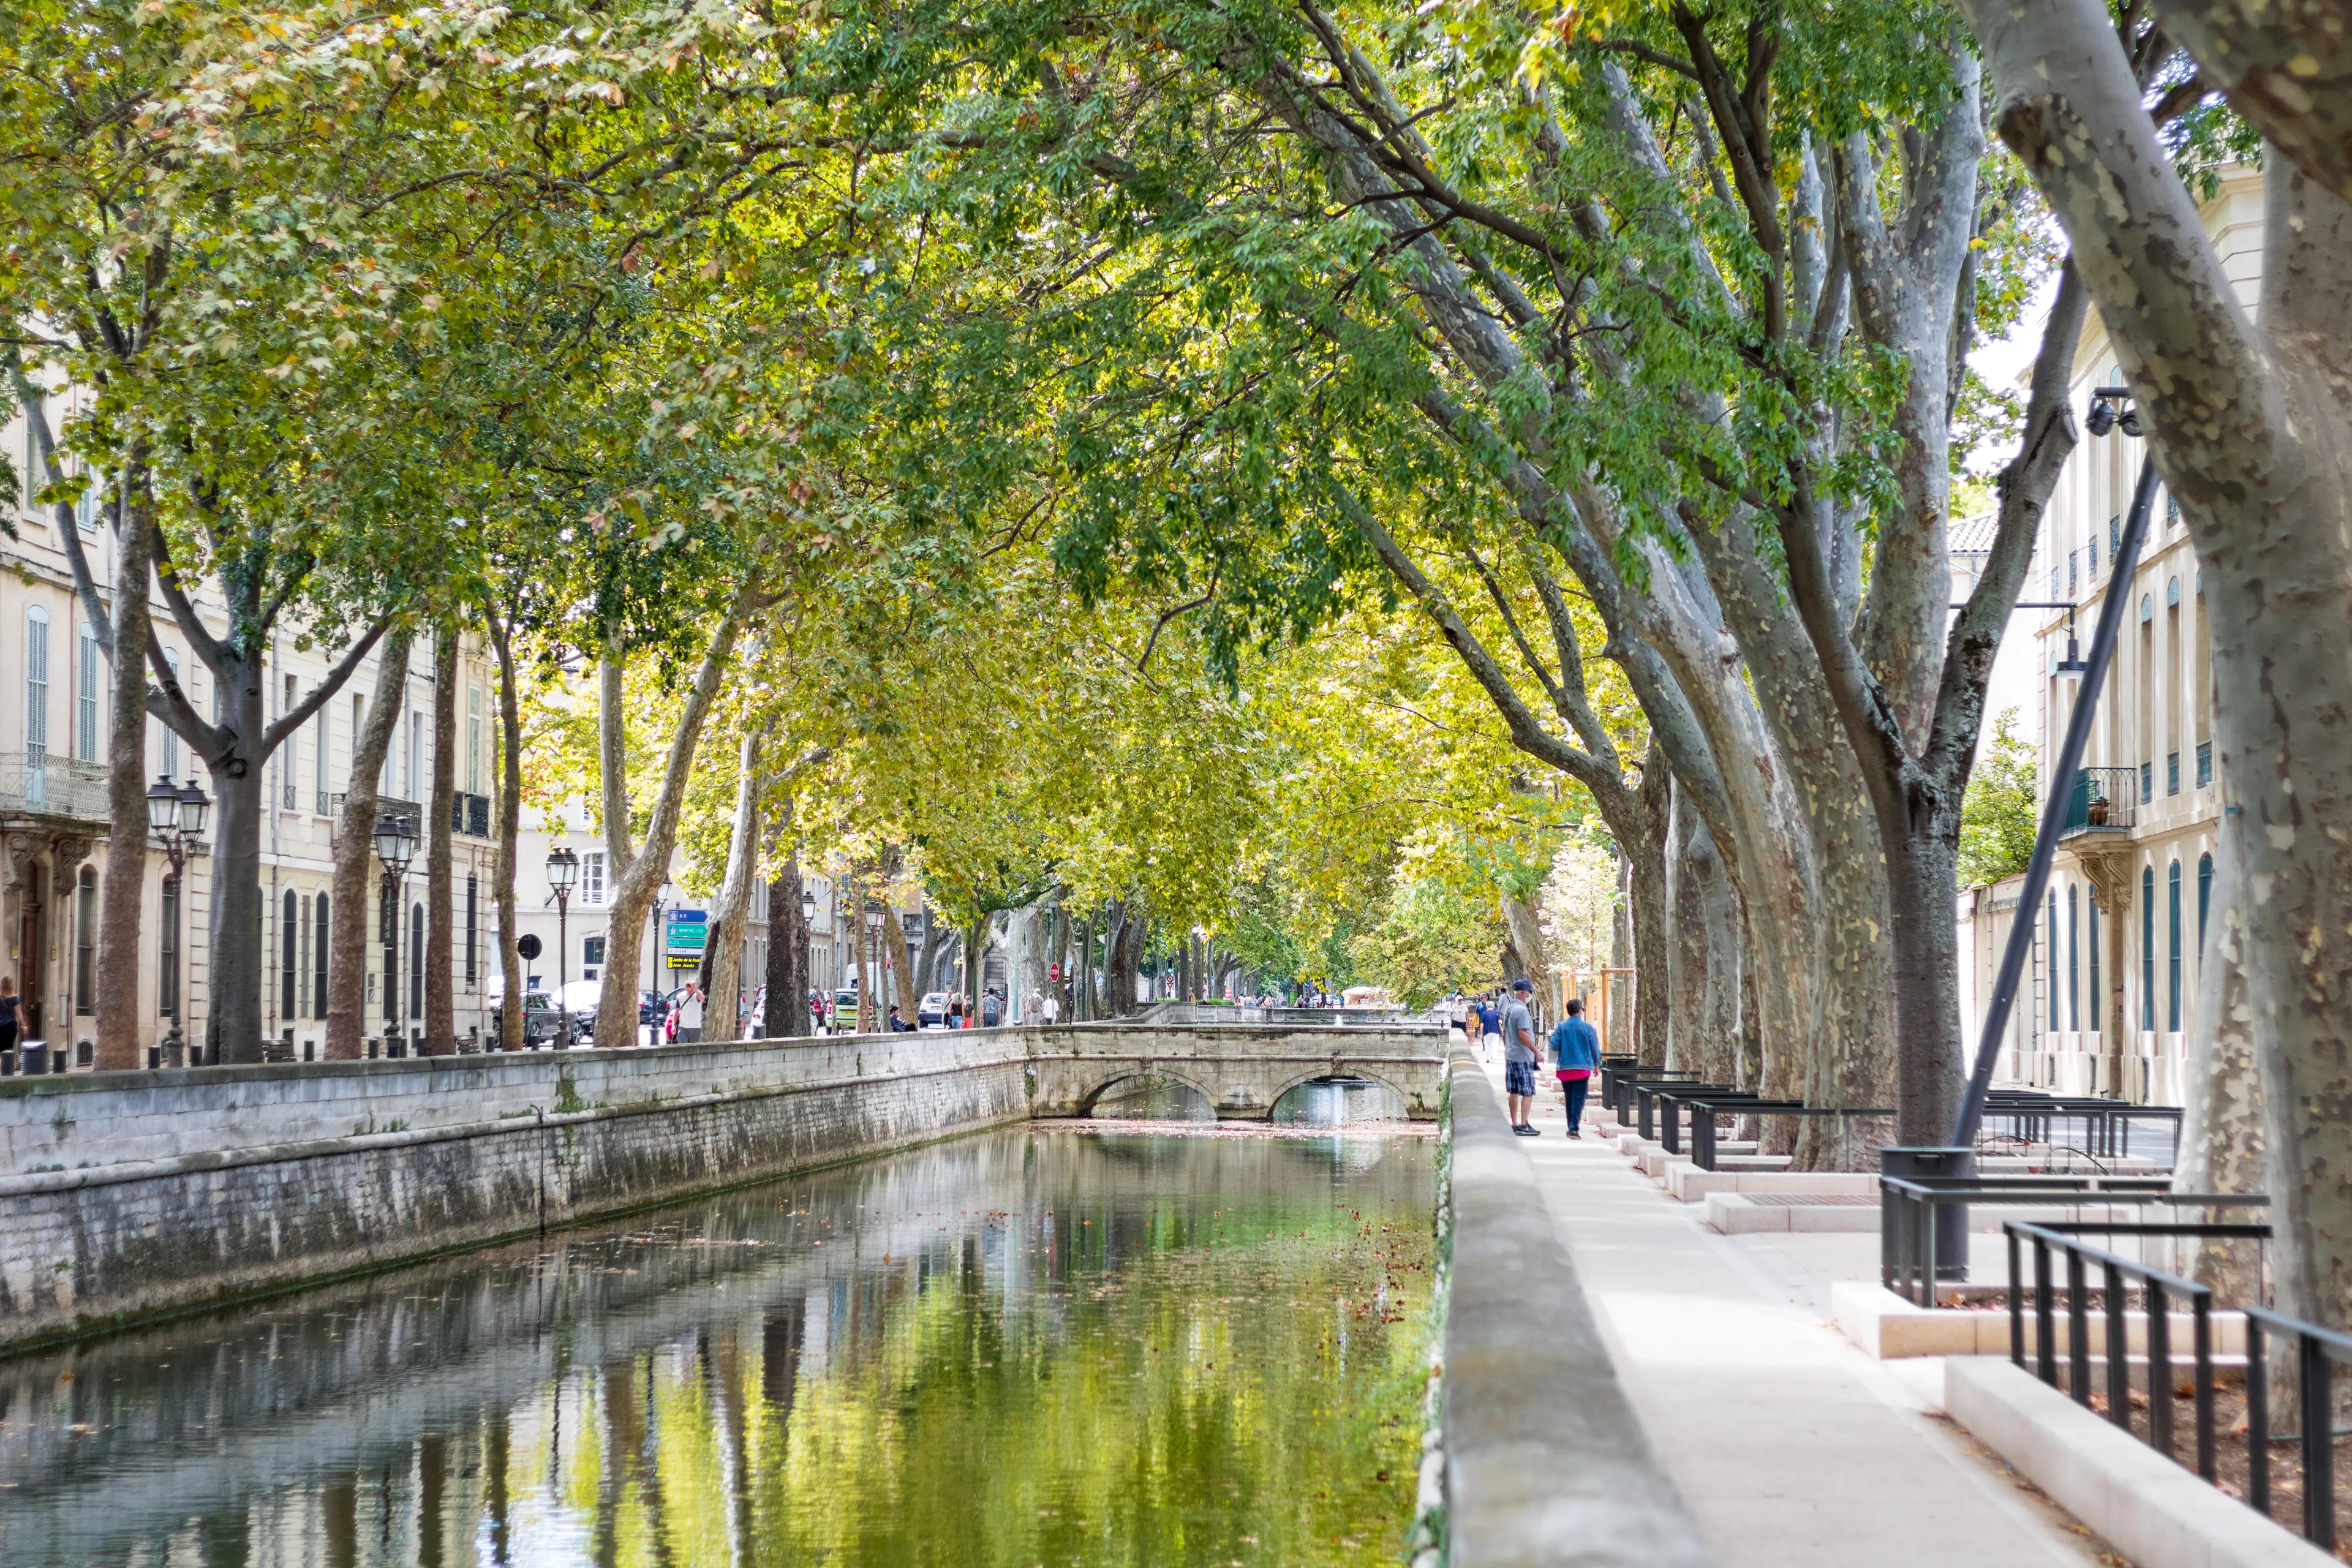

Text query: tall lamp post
(146, 775), (210, 1068)
(864, 903), (884, 1030)
(799, 886), (816, 1036)
(374, 810), (418, 1057)
(546, 846), (578, 1043)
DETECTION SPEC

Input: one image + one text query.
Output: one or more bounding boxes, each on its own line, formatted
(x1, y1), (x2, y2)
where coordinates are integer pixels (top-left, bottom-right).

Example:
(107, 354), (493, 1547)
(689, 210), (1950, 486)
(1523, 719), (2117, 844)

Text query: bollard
(1880, 1145), (1975, 1290)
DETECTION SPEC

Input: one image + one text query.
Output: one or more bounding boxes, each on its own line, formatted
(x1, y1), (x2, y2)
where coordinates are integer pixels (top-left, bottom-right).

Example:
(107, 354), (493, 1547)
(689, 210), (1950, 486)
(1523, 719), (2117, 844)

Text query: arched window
(2141, 866), (2157, 1036)
(73, 865), (96, 1014)
(2067, 884), (2079, 1031)
(409, 902), (425, 1020)
(314, 892), (330, 1019)
(2198, 853), (2214, 955)
(281, 889), (299, 1023)
(2168, 861), (2184, 1032)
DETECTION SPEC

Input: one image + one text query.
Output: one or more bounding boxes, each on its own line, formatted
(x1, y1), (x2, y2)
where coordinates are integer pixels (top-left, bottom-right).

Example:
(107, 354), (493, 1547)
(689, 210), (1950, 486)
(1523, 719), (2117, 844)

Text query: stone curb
(1443, 1047), (1716, 1567)
(1945, 1357), (2334, 1568)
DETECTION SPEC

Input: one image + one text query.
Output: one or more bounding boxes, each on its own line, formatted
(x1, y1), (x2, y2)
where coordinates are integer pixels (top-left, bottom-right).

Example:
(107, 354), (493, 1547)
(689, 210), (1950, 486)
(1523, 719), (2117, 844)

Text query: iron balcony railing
(2058, 765), (2138, 839)
(0, 750), (109, 821)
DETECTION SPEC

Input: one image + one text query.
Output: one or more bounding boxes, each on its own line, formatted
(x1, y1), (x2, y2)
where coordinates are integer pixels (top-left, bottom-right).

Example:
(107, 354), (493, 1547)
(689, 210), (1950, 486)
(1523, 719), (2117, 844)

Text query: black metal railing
(1882, 1175), (2266, 1304)
(1977, 1089), (2183, 1163)
(2246, 1305), (2352, 1549)
(1653, 1085), (1892, 1170)
(2005, 1221), (2257, 1483)
(2058, 765), (2138, 838)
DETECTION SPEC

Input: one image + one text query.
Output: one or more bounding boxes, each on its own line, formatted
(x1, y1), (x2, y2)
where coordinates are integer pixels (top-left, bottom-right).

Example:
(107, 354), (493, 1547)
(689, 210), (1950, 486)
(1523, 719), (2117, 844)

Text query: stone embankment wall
(0, 1031), (1033, 1350)
(0, 1021), (1444, 1351)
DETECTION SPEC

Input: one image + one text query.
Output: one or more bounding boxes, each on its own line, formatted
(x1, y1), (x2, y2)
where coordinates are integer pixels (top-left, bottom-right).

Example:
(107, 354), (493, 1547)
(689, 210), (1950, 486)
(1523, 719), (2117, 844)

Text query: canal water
(0, 1125), (1438, 1567)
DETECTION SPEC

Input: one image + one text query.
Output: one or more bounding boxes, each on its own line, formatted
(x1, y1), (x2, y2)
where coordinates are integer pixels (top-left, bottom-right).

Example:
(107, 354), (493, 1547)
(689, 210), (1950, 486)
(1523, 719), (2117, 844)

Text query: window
(584, 935), (606, 968)
(2067, 884), (2079, 1031)
(582, 851), (606, 907)
(2049, 892), (2062, 1031)
(75, 466), (104, 533)
(282, 676), (299, 809)
(2168, 861), (2183, 1032)
(467, 686), (483, 794)
(299, 893), (313, 1019)
(74, 866), (96, 1014)
(2141, 761), (2152, 804)
(409, 902), (425, 1019)
(315, 701), (331, 813)
(407, 710), (423, 801)
(2196, 741), (2212, 788)
(465, 875), (479, 986)
(2198, 853), (2214, 956)
(160, 876), (180, 1017)
(75, 620), (99, 761)
(2089, 902), (2101, 1036)
(2168, 753), (2180, 795)
(2141, 866), (2157, 1036)
(282, 889), (299, 1022)
(160, 649), (179, 778)
(25, 605), (50, 762)
(314, 893), (331, 1020)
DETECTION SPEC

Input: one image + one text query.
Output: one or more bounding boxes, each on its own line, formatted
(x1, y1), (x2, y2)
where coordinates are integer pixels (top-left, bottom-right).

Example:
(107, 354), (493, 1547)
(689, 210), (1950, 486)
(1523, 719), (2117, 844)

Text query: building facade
(1954, 167), (2256, 1106)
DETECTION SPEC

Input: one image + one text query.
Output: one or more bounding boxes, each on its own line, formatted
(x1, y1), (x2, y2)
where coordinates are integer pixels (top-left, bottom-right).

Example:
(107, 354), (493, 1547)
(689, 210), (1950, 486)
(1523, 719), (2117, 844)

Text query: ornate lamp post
(146, 774), (210, 1068)
(546, 845), (578, 1044)
(374, 810), (418, 1056)
(864, 903), (884, 1031)
(799, 886), (816, 1035)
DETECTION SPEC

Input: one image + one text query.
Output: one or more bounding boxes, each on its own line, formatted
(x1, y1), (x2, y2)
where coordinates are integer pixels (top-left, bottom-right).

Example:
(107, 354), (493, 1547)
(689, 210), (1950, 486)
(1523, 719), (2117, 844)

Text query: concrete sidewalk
(1505, 1068), (2125, 1567)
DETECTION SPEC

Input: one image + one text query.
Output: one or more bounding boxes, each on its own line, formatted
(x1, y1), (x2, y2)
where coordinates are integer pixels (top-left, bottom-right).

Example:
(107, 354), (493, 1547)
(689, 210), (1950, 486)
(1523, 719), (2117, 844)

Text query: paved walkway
(1491, 1054), (2124, 1567)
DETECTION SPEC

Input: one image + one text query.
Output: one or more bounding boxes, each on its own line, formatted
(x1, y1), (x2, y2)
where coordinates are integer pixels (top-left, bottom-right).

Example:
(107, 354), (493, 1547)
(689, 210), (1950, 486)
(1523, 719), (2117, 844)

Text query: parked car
(918, 991), (953, 1029)
(491, 990), (566, 1050)
(639, 989), (672, 1027)
(557, 979), (601, 1042)
(834, 987), (861, 1030)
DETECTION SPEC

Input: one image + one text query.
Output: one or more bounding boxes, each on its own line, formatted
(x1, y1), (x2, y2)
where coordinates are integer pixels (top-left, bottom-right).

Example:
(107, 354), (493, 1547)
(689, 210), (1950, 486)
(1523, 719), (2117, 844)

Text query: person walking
(1477, 994), (1501, 1063)
(1501, 979), (1541, 1134)
(1462, 995), (1483, 1052)
(674, 982), (706, 1044)
(1550, 996), (1602, 1140)
(1041, 990), (1060, 1027)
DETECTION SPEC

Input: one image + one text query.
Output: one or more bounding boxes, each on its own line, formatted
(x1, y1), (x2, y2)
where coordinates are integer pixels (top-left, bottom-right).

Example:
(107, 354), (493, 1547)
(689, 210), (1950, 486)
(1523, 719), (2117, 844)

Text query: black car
(492, 992), (567, 1050)
(639, 990), (672, 1027)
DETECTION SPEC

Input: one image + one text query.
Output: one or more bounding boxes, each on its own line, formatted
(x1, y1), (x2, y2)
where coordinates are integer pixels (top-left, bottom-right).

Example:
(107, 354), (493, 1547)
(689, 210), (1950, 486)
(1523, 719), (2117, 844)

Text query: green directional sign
(666, 910), (708, 953)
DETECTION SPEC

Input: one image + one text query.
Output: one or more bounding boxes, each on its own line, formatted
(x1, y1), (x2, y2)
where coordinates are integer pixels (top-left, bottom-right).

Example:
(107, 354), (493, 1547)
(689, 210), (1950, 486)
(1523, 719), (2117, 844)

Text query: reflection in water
(1272, 1079), (1411, 1126)
(0, 1128), (1436, 1567)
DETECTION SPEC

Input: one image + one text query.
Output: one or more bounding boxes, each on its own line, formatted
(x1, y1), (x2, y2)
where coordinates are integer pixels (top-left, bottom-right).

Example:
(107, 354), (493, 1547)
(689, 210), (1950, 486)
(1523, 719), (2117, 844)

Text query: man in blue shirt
(1501, 979), (1541, 1134)
(1477, 996), (1501, 1061)
(1550, 998), (1602, 1140)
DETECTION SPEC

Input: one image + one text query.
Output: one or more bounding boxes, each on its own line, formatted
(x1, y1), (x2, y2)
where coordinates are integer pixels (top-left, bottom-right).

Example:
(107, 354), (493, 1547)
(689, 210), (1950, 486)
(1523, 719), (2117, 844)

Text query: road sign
(665, 910), (707, 953)
(516, 933), (542, 960)
(665, 954), (699, 970)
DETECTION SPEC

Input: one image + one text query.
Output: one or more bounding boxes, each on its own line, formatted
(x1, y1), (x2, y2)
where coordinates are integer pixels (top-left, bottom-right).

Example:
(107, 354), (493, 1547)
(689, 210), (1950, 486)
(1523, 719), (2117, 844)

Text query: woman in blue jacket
(1549, 998), (1602, 1139)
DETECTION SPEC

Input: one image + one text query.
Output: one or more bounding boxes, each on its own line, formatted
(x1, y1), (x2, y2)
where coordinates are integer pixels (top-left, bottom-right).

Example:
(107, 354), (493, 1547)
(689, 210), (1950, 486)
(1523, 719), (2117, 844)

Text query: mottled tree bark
(422, 626), (457, 1055)
(704, 728), (766, 1044)
(762, 855), (808, 1039)
(486, 603), (524, 1057)
(92, 459), (156, 1071)
(324, 628), (413, 1060)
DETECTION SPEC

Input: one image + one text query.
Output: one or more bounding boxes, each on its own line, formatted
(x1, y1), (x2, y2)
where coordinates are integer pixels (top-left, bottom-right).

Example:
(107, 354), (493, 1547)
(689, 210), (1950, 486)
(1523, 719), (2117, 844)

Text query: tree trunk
(1691, 811), (1746, 1088)
(879, 899), (916, 1023)
(423, 625), (457, 1055)
(488, 604), (524, 1057)
(705, 729), (766, 1044)
(853, 876), (873, 1033)
(1499, 893), (1551, 1030)
(325, 628), (413, 1060)
(1964, 0), (2352, 1332)
(763, 855), (807, 1039)
(2177, 807), (2264, 1298)
(92, 461), (156, 1071)
(1665, 781), (1710, 1076)
(205, 679), (268, 1064)
(590, 588), (755, 1049)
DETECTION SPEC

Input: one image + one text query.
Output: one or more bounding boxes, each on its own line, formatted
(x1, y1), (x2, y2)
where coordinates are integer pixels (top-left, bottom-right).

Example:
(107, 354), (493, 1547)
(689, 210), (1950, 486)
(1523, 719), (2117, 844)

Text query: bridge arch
(1265, 1068), (1416, 1123)
(1074, 1067), (1221, 1121)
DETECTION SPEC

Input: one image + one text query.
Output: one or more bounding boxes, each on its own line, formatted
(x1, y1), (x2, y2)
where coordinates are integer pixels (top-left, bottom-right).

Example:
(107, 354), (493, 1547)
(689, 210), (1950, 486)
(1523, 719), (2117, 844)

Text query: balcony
(0, 751), (108, 823)
(2059, 766), (2137, 840)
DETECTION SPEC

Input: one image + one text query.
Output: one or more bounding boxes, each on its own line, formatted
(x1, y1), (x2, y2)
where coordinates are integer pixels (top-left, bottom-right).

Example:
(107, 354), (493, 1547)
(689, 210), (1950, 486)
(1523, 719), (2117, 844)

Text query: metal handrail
(2008, 1221), (2228, 1484)
(2245, 1303), (2352, 1547)
(1882, 1177), (2266, 1305)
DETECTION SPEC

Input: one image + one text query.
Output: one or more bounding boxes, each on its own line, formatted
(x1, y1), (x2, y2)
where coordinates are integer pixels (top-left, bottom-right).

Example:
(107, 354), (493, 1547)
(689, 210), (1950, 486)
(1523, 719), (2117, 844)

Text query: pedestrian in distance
(1477, 994), (1501, 1063)
(1501, 979), (1542, 1134)
(1462, 997), (1483, 1053)
(674, 982), (706, 1044)
(1551, 997), (1602, 1140)
(1041, 990), (1060, 1027)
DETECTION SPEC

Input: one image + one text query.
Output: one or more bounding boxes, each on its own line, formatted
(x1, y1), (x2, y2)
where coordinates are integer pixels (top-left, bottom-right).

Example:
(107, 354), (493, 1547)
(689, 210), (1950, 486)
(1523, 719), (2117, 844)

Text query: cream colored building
(1955, 167), (2255, 1106)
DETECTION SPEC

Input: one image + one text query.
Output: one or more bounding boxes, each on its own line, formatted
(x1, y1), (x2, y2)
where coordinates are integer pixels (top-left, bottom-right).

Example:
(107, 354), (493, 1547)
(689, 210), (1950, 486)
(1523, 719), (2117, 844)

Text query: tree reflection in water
(0, 1126), (1436, 1568)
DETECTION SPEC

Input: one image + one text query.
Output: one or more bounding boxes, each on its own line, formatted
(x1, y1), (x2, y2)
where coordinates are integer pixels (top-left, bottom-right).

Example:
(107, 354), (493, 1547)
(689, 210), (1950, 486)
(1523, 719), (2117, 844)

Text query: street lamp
(546, 846), (578, 1046)
(374, 809), (418, 1056)
(146, 775), (209, 1067)
(799, 887), (816, 1035)
(863, 903), (884, 1030)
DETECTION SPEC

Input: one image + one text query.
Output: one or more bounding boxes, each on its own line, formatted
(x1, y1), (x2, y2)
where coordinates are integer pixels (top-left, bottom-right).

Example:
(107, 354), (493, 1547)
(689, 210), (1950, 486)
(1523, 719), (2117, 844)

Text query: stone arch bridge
(1025, 1019), (1447, 1121)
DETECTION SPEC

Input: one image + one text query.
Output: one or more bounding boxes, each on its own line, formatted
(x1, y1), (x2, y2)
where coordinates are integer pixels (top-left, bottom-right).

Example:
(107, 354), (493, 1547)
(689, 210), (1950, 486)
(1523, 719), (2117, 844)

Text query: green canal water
(0, 1125), (1439, 1567)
